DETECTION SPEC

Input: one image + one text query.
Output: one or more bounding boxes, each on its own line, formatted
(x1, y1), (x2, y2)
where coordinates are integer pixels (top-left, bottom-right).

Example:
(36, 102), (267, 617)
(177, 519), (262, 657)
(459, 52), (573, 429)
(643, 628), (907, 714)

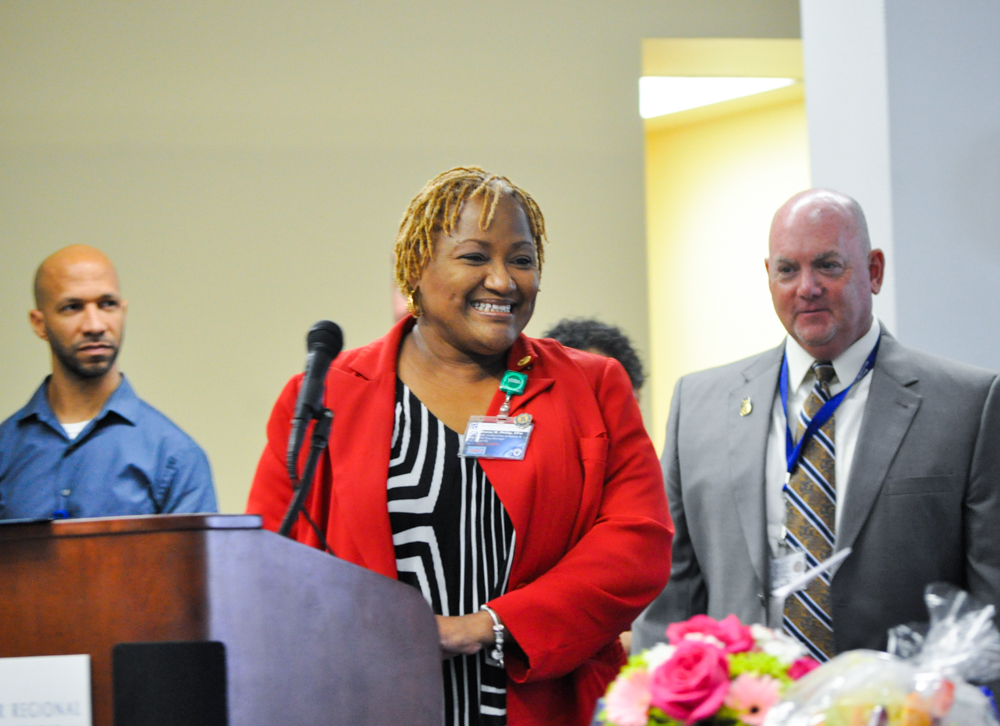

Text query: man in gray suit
(633, 189), (1000, 661)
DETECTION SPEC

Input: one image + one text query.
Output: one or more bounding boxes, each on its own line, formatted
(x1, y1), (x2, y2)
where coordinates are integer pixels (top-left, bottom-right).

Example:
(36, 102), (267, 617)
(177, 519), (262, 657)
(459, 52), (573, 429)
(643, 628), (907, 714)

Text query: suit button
(758, 593), (765, 604)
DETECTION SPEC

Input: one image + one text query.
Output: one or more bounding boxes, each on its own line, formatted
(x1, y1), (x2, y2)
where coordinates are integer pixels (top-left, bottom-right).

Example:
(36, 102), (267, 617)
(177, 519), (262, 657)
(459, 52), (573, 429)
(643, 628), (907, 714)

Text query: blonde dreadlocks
(393, 167), (547, 310)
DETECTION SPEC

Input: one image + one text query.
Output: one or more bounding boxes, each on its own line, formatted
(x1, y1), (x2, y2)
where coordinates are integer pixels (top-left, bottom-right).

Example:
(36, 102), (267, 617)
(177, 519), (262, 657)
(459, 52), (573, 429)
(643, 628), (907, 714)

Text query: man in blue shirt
(0, 245), (217, 519)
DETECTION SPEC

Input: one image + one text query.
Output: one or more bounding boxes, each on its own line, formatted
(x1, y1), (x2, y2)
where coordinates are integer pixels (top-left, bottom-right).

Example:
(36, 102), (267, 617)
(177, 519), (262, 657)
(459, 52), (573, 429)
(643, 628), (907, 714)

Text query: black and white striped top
(388, 379), (516, 726)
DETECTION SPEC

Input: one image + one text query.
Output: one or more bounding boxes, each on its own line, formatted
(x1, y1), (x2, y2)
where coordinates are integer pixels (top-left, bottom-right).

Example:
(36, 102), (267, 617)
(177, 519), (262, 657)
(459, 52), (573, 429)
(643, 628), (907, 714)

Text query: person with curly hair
(542, 318), (645, 394)
(248, 167), (672, 726)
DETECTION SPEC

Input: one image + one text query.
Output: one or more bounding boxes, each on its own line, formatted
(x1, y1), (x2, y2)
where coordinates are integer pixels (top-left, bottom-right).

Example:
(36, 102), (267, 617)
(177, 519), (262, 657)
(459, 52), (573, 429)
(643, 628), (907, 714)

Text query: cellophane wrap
(764, 584), (1000, 726)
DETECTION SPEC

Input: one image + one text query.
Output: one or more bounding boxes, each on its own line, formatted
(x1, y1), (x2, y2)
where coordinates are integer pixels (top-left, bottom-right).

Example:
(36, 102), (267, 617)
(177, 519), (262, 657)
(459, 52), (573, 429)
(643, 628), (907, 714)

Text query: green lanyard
(497, 370), (527, 420)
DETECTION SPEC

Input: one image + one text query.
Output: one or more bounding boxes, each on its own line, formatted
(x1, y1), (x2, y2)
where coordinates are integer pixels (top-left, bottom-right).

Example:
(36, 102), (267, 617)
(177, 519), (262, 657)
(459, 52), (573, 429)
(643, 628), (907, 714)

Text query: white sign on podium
(0, 654), (91, 726)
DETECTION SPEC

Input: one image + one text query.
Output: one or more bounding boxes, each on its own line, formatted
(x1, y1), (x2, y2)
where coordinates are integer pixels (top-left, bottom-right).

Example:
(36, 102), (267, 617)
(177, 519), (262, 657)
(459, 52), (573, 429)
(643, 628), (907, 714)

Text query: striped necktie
(783, 360), (837, 661)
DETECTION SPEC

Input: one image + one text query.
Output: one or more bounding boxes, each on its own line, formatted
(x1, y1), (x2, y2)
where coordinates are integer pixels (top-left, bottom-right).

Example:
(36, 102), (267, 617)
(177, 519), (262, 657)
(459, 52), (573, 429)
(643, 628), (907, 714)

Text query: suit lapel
(838, 332), (921, 554)
(320, 318), (412, 578)
(497, 377), (555, 416)
(487, 335), (555, 416)
(729, 345), (784, 589)
(324, 367), (399, 577)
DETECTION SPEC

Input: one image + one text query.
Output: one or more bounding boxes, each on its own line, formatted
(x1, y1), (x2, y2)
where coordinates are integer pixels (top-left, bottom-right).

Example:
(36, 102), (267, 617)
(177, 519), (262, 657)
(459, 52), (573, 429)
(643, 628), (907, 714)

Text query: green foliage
(648, 707), (679, 725)
(728, 652), (793, 687)
(716, 705), (748, 725)
(628, 652), (651, 670)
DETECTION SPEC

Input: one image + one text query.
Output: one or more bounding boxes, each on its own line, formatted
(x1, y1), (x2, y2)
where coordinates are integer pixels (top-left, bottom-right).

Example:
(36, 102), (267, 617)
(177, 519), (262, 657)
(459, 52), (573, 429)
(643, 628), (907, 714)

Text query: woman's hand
(436, 610), (497, 659)
(620, 630), (632, 653)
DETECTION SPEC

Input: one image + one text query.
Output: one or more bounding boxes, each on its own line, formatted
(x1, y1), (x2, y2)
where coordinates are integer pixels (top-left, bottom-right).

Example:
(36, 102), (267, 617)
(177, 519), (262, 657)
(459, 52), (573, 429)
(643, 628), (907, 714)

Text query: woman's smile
(470, 300), (515, 316)
(412, 193), (539, 360)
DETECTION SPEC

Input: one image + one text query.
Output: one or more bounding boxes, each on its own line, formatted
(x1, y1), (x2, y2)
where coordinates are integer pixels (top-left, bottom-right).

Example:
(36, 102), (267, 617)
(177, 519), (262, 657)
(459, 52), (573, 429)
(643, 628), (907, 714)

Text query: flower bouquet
(763, 584), (1000, 726)
(597, 615), (821, 726)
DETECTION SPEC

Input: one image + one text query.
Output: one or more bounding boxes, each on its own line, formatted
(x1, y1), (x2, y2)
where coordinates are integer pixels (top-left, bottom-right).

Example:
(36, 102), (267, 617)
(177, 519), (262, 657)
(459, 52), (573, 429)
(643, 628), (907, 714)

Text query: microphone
(286, 321), (343, 483)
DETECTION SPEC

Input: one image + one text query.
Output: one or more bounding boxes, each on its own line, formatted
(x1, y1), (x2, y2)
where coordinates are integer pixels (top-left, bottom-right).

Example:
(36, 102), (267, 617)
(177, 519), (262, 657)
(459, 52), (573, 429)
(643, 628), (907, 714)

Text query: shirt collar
(785, 316), (882, 393)
(15, 380), (57, 425)
(100, 374), (140, 424)
(16, 373), (140, 428)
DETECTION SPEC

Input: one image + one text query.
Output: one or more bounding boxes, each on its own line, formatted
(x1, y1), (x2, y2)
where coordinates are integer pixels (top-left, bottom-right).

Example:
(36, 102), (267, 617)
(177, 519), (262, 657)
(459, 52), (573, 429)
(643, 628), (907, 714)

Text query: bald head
(766, 188), (884, 361)
(34, 246), (120, 309)
(770, 188), (871, 256)
(29, 245), (127, 382)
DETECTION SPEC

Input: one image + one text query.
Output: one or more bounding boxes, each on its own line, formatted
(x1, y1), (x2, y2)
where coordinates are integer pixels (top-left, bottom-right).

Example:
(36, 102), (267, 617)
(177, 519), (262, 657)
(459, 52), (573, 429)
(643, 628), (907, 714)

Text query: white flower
(644, 643), (677, 672)
(751, 624), (776, 644)
(762, 633), (806, 665)
(683, 632), (726, 649)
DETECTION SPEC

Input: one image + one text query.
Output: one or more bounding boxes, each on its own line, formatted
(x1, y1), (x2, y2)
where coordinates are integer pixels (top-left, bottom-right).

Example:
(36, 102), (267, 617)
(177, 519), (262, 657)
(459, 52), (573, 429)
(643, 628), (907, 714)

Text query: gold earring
(405, 289), (422, 317)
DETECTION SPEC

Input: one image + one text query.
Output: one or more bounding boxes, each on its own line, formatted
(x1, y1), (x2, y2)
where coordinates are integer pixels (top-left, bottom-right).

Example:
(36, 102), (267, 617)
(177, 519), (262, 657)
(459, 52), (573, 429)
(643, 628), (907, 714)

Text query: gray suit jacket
(633, 331), (1000, 653)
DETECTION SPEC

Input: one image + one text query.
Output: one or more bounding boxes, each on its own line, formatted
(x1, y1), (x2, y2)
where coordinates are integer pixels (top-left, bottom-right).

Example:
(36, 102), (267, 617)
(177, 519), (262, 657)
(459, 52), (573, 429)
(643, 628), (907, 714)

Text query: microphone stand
(278, 408), (334, 539)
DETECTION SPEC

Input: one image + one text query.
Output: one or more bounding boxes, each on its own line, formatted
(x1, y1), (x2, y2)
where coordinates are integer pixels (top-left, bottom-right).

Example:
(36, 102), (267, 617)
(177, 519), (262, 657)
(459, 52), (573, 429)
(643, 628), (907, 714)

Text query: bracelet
(480, 605), (505, 668)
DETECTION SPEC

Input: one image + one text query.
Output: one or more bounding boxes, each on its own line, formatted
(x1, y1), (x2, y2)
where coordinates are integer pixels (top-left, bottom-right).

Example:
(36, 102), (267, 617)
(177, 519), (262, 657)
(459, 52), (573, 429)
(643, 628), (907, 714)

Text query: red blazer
(247, 317), (673, 726)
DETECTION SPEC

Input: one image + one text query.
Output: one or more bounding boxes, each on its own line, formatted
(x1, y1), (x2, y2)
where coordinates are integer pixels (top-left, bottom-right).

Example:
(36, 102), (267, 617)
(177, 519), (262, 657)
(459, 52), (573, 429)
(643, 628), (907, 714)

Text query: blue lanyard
(780, 335), (880, 482)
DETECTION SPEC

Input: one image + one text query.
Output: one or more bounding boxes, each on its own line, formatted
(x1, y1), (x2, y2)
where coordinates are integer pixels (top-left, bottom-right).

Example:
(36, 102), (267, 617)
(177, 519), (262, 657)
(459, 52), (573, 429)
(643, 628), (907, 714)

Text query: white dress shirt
(765, 317), (882, 557)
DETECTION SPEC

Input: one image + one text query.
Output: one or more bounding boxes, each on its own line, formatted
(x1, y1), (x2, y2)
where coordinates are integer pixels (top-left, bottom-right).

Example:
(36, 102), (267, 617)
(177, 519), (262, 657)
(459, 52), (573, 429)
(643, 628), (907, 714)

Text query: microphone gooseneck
(279, 320), (343, 542)
(286, 321), (343, 484)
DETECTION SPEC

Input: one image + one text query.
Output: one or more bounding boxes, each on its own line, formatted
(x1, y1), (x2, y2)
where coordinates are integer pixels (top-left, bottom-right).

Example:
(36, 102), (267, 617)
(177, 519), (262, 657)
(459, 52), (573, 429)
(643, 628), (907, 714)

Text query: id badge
(770, 550), (807, 592)
(460, 413), (534, 460)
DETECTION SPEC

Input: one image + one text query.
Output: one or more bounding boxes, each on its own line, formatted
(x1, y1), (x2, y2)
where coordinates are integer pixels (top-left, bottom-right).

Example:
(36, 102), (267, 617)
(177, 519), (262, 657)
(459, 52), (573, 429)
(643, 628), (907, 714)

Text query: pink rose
(666, 614), (755, 654)
(713, 615), (755, 653)
(604, 670), (652, 726)
(787, 657), (821, 680)
(649, 640), (730, 724)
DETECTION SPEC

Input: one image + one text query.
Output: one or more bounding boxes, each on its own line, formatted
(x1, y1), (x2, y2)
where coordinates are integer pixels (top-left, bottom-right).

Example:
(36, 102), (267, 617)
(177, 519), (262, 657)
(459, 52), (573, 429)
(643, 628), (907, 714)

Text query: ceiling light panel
(639, 76), (796, 118)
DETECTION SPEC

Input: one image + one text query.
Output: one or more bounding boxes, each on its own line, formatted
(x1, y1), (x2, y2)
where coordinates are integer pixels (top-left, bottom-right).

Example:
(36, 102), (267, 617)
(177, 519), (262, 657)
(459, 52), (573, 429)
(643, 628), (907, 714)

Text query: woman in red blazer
(248, 168), (672, 726)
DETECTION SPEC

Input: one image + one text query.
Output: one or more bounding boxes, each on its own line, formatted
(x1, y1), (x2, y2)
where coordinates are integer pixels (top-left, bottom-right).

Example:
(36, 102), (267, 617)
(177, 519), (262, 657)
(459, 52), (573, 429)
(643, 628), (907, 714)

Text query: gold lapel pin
(739, 398), (753, 416)
(517, 355), (532, 368)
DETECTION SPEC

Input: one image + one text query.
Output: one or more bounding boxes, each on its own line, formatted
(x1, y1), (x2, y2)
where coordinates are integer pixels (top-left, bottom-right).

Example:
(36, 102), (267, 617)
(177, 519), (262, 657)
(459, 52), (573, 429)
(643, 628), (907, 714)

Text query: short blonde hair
(393, 167), (547, 296)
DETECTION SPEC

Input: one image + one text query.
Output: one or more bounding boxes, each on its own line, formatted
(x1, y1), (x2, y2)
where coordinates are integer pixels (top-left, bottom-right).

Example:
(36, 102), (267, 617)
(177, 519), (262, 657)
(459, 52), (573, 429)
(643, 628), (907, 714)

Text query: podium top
(0, 513), (262, 542)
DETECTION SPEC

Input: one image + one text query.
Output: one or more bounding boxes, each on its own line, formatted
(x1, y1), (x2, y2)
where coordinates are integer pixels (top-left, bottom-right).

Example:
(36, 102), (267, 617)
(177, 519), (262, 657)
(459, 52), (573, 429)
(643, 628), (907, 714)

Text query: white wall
(801, 0), (1000, 368)
(884, 2), (1000, 366)
(799, 0), (896, 331)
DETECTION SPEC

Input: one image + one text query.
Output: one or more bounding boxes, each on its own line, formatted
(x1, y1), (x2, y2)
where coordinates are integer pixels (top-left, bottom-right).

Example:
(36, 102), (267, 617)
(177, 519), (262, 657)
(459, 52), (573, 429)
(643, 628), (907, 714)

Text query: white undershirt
(61, 420), (92, 440)
(765, 317), (881, 557)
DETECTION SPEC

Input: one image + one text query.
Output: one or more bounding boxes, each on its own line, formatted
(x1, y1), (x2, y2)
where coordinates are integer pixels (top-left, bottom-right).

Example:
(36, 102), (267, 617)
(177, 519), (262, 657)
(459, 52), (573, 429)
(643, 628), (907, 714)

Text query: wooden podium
(0, 514), (443, 725)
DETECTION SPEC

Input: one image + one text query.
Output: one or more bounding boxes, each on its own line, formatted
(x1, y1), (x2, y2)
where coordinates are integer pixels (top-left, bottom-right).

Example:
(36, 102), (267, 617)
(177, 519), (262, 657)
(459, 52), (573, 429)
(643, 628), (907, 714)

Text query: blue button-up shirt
(0, 375), (217, 519)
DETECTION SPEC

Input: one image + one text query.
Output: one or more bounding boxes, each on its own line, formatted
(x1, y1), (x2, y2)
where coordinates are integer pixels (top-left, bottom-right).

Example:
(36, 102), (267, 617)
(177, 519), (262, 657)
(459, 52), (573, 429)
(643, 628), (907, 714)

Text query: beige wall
(646, 99), (811, 447)
(0, 1), (799, 512)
